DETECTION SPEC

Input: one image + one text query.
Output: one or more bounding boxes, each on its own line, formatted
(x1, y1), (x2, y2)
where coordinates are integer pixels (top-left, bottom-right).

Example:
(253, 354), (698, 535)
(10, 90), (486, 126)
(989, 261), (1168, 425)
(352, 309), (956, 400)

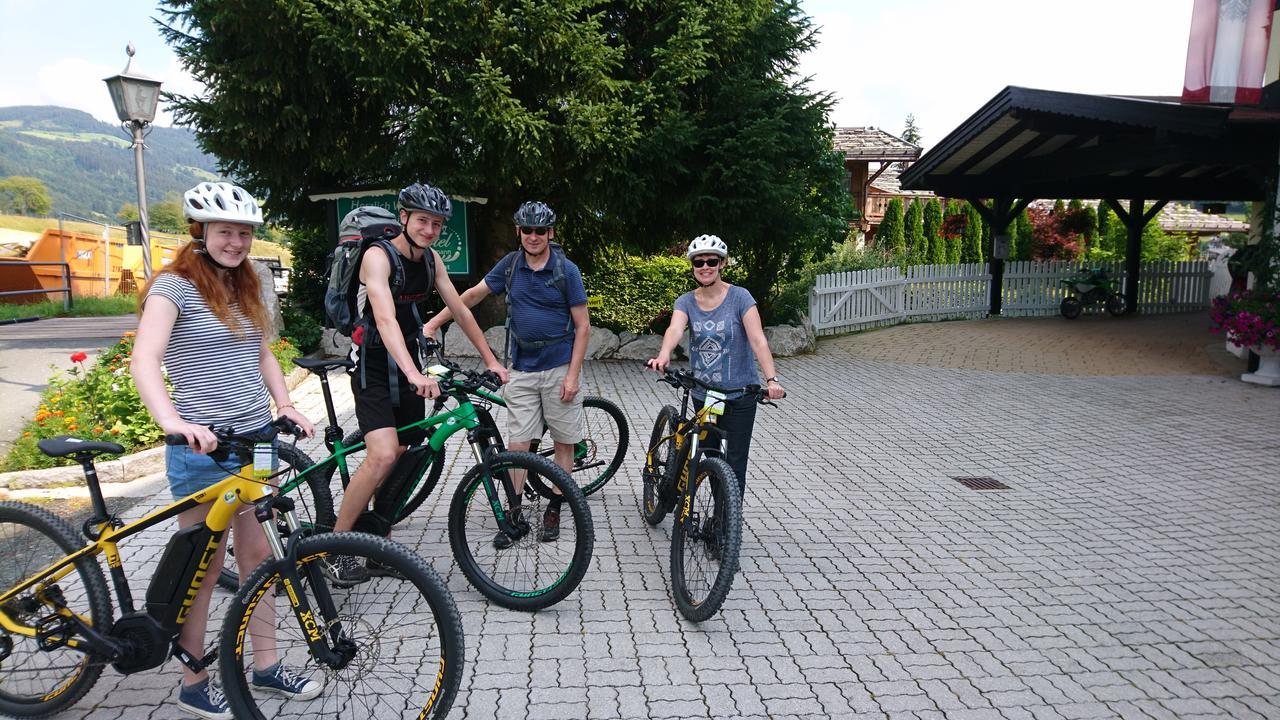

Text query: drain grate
(952, 476), (1010, 491)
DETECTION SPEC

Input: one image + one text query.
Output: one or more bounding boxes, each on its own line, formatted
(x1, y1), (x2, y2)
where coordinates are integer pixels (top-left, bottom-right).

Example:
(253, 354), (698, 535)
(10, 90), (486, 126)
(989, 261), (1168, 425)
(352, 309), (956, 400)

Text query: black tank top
(392, 247), (433, 339)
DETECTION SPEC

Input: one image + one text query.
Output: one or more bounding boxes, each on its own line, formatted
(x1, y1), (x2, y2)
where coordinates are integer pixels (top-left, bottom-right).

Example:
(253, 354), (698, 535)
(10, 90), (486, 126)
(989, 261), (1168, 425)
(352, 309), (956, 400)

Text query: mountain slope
(0, 106), (223, 220)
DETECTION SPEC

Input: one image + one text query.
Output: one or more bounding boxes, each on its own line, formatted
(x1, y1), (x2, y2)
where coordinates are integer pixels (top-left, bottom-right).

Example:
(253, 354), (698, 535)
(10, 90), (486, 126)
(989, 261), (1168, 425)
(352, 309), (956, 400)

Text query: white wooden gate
(809, 267), (905, 334)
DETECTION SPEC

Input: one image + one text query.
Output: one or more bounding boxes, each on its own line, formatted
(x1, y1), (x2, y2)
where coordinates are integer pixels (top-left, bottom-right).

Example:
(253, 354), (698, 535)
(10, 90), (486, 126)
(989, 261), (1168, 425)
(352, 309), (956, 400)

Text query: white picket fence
(809, 260), (1211, 335)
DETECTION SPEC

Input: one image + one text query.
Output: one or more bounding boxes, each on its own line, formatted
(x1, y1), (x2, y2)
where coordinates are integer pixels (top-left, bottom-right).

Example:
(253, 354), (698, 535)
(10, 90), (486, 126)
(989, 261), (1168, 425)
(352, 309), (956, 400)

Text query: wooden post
(968, 197), (1030, 316)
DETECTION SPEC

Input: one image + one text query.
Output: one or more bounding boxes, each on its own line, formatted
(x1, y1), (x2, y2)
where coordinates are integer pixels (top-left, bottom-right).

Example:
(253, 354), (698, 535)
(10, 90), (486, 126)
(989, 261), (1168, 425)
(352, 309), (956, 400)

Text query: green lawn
(0, 294), (137, 322)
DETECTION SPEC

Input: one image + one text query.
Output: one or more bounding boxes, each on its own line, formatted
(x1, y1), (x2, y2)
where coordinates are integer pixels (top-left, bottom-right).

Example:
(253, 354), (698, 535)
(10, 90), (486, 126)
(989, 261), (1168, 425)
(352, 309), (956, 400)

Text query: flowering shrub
(2, 333), (164, 472)
(270, 336), (301, 370)
(1209, 289), (1280, 351)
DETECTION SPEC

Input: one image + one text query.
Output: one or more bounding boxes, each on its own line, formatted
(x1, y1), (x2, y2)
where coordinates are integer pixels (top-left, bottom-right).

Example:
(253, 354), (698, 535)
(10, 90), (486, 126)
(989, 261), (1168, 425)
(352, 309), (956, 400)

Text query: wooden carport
(899, 86), (1280, 315)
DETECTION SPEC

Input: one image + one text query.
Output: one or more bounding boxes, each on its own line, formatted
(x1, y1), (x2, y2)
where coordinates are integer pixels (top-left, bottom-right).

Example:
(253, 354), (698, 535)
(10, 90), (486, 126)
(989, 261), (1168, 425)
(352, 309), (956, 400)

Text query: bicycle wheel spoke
(220, 534), (462, 719)
(449, 452), (592, 611)
(0, 503), (110, 716)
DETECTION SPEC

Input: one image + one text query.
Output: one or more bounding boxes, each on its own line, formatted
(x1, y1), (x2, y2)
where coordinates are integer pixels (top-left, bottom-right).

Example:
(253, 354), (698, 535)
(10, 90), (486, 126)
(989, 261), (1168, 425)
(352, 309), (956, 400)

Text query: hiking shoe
(492, 506), (528, 550)
(540, 507), (560, 542)
(177, 678), (232, 720)
(326, 554), (369, 587)
(365, 557), (405, 579)
(252, 662), (324, 701)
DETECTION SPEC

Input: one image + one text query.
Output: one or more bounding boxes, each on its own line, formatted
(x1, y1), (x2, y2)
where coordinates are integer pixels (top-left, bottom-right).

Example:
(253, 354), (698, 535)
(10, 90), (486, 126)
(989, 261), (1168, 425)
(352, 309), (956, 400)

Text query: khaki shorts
(503, 365), (583, 444)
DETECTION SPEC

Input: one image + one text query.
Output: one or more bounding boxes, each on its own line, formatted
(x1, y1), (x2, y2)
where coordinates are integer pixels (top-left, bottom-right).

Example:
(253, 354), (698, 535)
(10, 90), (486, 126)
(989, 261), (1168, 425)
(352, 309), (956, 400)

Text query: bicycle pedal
(34, 614), (74, 651)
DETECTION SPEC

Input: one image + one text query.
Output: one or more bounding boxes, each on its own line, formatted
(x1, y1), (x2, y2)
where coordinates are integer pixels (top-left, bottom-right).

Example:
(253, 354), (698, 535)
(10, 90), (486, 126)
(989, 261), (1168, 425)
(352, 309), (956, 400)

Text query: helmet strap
(194, 240), (235, 272)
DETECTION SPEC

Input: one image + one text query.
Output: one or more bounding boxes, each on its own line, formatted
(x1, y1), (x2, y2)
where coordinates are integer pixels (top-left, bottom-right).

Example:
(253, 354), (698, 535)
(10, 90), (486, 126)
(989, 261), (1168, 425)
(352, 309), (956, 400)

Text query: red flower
(70, 351), (88, 363)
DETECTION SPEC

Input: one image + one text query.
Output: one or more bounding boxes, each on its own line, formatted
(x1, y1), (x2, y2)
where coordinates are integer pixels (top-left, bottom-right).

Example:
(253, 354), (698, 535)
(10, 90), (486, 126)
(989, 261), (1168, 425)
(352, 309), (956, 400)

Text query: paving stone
(17, 325), (1279, 720)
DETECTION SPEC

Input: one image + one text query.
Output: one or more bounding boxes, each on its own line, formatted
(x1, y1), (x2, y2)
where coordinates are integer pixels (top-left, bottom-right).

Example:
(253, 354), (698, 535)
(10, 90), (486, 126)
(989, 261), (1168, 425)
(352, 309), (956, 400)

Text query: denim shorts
(167, 424), (277, 499)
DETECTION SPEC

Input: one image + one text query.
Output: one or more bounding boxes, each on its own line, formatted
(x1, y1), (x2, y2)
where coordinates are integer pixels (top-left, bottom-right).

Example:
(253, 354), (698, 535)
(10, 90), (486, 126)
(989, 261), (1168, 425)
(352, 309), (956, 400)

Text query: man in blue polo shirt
(425, 200), (589, 548)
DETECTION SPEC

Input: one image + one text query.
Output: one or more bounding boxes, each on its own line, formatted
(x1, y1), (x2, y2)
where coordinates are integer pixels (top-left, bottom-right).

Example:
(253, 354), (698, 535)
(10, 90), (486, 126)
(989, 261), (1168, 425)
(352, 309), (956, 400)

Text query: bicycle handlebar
(656, 368), (783, 405)
(419, 338), (503, 394)
(164, 416), (301, 451)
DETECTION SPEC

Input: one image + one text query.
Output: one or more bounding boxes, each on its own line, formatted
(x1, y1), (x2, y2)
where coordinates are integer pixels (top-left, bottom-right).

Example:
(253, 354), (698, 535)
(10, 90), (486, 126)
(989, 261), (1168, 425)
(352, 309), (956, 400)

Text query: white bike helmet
(686, 234), (728, 260)
(183, 182), (264, 227)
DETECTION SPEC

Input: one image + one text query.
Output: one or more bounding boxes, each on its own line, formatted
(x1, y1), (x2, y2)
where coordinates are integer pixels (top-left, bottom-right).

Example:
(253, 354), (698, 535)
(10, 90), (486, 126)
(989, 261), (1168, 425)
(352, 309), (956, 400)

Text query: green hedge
(583, 252), (694, 334)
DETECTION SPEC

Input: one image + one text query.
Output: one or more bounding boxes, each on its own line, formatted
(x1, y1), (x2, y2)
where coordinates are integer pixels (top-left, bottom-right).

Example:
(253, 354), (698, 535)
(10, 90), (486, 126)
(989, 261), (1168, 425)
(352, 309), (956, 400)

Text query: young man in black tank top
(332, 182), (507, 584)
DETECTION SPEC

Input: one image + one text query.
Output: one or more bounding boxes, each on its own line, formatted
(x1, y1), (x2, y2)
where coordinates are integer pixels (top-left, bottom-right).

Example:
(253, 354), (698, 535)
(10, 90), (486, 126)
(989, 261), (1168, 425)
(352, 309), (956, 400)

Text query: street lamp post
(104, 44), (162, 281)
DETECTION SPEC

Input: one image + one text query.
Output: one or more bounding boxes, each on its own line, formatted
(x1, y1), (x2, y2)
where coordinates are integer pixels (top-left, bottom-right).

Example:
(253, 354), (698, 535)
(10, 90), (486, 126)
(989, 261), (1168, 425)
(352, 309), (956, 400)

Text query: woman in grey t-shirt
(646, 234), (786, 498)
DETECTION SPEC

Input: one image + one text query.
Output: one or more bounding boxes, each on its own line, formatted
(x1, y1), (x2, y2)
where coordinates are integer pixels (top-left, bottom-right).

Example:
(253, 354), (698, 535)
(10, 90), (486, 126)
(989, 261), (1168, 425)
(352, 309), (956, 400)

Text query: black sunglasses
(691, 257), (721, 268)
(519, 226), (549, 236)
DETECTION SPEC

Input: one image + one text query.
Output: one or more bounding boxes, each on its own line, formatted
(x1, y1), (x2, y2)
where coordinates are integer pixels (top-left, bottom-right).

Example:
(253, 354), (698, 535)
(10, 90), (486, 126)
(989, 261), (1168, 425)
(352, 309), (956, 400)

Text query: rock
(585, 327), (620, 359)
(618, 331), (638, 346)
(764, 324), (814, 356)
(251, 260), (284, 339)
(443, 324), (504, 358)
(319, 328), (352, 358)
(615, 334), (682, 361)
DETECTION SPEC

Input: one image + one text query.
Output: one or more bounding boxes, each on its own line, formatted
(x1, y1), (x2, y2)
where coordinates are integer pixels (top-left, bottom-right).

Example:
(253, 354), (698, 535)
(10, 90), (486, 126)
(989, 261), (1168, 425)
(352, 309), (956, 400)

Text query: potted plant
(1210, 289), (1280, 386)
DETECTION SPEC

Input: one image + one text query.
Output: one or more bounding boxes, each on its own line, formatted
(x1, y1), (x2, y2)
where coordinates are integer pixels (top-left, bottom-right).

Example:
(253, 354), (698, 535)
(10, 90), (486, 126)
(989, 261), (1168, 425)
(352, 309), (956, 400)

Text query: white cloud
(799, 0), (1193, 149)
(0, 54), (203, 128)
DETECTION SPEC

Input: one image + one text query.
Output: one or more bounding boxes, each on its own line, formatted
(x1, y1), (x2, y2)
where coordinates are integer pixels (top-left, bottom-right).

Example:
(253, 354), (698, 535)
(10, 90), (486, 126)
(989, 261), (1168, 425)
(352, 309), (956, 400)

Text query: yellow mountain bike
(0, 420), (463, 719)
(641, 369), (777, 622)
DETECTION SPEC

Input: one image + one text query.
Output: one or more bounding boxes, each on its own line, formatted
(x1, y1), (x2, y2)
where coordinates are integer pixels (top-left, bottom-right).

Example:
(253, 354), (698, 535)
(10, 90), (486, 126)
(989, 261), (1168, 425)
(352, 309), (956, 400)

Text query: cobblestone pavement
(14, 315), (1280, 719)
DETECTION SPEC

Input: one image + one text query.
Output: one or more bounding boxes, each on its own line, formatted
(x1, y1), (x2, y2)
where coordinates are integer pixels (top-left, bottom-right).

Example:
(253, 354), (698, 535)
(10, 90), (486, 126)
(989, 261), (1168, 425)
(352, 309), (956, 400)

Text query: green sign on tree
(333, 192), (471, 276)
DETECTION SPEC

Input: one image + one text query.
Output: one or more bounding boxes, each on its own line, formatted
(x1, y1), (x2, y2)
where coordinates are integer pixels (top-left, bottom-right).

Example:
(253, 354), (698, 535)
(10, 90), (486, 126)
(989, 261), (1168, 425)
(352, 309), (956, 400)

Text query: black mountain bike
(0, 421), (463, 719)
(641, 369), (777, 622)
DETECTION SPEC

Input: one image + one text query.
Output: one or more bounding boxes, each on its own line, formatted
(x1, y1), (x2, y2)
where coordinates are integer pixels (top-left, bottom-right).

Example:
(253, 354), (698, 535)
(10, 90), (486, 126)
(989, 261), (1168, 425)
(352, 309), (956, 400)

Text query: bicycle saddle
(38, 436), (125, 458)
(293, 357), (355, 373)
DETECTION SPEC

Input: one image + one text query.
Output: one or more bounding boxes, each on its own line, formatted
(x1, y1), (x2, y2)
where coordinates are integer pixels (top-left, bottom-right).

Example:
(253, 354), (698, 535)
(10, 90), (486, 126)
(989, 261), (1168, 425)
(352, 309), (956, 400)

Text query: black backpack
(323, 223), (435, 339)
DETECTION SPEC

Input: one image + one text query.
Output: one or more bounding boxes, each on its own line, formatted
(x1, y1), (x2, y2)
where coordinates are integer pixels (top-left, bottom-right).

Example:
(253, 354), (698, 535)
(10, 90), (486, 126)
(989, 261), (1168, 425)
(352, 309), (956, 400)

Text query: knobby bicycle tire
(641, 405), (679, 526)
(0, 502), (113, 718)
(217, 444), (333, 591)
(669, 457), (742, 623)
(219, 532), (464, 720)
(448, 451), (593, 611)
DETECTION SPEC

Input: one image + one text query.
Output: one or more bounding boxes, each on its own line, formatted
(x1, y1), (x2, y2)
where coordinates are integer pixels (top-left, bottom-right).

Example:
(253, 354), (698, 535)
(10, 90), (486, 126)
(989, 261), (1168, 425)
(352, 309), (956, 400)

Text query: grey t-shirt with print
(674, 285), (759, 391)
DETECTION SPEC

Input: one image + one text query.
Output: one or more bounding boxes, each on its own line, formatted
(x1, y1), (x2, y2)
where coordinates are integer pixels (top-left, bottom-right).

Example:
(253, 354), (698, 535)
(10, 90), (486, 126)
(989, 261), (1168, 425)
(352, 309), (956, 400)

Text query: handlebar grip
(164, 434), (190, 446)
(274, 416), (301, 436)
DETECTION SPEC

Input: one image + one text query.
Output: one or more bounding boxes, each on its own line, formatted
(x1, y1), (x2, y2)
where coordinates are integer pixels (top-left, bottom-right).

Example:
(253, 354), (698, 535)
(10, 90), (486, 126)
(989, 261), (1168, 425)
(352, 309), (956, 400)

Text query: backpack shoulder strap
(370, 238), (406, 297)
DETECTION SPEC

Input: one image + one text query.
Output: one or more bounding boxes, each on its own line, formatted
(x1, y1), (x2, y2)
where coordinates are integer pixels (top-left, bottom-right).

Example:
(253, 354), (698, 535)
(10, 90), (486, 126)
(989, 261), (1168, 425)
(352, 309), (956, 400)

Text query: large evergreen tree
(923, 198), (943, 265)
(158, 0), (849, 318)
(904, 199), (923, 264)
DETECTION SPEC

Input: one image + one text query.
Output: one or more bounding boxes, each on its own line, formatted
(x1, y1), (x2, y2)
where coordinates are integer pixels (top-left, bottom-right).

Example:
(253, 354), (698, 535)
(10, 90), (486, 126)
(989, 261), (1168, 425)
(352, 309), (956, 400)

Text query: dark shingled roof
(834, 127), (922, 161)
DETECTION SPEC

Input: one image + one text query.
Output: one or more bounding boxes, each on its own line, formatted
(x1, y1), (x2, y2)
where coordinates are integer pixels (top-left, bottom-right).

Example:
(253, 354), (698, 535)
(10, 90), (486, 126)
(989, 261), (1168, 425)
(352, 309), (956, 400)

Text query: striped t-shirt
(146, 274), (272, 433)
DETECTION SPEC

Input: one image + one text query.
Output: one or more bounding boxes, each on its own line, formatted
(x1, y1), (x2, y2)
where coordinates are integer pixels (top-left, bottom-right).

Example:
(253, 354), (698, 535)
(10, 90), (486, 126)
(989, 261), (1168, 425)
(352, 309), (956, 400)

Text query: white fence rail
(809, 260), (1210, 336)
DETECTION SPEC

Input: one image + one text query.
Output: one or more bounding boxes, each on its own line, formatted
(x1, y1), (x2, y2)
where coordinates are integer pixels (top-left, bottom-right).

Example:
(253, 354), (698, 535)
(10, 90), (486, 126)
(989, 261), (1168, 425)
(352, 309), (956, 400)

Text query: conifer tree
(904, 199), (924, 264)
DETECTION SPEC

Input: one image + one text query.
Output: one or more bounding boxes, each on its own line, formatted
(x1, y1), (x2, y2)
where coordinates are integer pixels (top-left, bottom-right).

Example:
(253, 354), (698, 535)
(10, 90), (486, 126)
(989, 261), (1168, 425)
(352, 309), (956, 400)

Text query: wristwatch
(765, 376), (781, 383)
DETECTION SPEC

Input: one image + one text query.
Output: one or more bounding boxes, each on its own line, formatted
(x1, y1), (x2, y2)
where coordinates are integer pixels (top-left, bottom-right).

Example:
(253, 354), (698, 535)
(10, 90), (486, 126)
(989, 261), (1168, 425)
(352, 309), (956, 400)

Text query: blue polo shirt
(485, 251), (587, 372)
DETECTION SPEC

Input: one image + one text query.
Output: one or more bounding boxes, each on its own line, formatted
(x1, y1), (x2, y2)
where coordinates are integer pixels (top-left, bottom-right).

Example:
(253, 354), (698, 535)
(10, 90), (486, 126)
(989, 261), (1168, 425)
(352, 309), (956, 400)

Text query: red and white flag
(1183, 0), (1277, 104)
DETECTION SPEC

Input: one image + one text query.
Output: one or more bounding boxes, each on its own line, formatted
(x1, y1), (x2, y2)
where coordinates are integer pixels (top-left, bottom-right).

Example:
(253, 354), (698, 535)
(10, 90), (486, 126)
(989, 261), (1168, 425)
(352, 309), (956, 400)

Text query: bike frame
(304, 367), (528, 537)
(0, 458), (352, 670)
(651, 395), (727, 525)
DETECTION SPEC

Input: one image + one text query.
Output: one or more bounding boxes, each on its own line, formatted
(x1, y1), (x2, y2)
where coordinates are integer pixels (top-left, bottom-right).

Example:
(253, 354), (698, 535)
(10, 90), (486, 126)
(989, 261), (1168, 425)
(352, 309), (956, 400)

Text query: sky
(0, 0), (1194, 151)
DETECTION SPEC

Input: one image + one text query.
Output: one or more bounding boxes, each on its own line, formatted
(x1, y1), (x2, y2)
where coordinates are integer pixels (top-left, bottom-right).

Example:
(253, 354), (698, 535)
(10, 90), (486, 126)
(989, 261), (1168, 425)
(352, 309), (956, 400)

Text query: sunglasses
(691, 257), (721, 268)
(519, 226), (549, 236)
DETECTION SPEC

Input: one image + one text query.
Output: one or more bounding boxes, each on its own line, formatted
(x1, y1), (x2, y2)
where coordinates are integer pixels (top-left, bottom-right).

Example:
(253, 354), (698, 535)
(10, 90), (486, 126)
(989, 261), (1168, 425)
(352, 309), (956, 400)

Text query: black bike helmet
(512, 201), (556, 227)
(338, 205), (399, 241)
(398, 182), (453, 219)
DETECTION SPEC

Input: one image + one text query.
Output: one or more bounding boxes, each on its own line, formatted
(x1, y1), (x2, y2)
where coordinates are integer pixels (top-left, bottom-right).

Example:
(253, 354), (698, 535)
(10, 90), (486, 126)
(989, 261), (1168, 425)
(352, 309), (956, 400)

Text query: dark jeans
(714, 394), (758, 500)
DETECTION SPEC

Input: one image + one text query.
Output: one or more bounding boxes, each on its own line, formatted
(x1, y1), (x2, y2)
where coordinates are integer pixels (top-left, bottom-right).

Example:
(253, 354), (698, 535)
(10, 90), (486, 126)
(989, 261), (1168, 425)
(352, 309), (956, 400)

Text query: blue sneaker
(252, 662), (324, 701)
(177, 678), (232, 720)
